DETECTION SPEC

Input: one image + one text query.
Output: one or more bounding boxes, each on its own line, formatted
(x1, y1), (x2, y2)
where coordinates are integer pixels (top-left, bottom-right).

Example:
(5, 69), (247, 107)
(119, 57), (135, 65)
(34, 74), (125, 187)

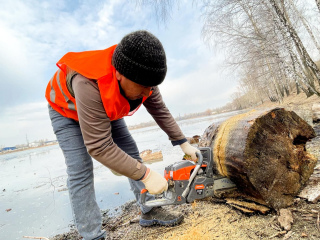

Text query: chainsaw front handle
(181, 151), (203, 198)
(195, 151), (204, 166)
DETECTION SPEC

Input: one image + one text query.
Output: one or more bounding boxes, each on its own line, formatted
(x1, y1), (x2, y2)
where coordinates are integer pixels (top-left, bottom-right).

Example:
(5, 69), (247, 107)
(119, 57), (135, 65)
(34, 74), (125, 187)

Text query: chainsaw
(140, 147), (236, 207)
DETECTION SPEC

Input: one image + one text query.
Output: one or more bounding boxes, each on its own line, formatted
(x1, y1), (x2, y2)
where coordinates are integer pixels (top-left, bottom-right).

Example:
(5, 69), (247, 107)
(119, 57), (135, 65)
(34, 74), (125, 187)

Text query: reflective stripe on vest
(56, 69), (76, 111)
(46, 67), (78, 120)
(49, 76), (55, 103)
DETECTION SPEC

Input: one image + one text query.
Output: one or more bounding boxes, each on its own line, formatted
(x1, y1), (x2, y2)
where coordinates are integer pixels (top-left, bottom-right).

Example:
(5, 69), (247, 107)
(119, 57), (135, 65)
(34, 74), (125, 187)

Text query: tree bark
(199, 108), (317, 209)
(269, 0), (320, 85)
(270, 1), (319, 96)
(316, 0), (320, 13)
(288, 0), (320, 55)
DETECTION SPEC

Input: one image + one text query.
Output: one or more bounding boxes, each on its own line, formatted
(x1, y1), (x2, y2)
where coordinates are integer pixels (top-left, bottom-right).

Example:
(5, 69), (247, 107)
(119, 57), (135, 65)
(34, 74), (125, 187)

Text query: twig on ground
(317, 212), (320, 232)
(42, 166), (57, 210)
(269, 230), (286, 239)
(270, 223), (281, 231)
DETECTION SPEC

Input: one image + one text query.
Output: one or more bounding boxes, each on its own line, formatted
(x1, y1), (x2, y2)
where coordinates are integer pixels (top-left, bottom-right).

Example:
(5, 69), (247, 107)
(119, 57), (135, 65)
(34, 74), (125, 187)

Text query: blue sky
(0, 0), (238, 146)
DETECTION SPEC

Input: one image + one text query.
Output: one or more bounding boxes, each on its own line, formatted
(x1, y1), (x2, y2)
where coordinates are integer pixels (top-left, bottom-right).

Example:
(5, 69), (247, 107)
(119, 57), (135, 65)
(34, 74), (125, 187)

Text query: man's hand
(180, 142), (200, 161)
(141, 168), (168, 194)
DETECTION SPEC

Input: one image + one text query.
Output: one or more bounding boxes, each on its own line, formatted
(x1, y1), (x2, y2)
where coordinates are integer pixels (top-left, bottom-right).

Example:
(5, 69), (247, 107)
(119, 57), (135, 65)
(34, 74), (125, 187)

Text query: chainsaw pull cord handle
(181, 151), (203, 198)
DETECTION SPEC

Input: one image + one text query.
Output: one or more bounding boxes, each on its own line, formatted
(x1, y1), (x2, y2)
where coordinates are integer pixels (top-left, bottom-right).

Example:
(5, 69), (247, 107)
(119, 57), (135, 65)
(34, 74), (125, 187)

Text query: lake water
(0, 111), (242, 240)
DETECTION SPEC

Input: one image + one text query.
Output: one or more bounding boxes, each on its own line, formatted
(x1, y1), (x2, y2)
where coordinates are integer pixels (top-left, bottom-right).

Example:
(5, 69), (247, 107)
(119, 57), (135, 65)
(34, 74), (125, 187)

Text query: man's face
(116, 70), (153, 100)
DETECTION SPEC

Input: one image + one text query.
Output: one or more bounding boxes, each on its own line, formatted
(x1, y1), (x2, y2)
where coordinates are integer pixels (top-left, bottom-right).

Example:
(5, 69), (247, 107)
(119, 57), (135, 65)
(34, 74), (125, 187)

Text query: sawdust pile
(153, 200), (277, 240)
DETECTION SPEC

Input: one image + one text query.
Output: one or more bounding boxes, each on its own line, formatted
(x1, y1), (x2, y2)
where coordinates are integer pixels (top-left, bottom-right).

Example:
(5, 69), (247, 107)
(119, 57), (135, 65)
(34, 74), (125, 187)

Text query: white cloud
(0, 0), (238, 145)
(0, 101), (54, 146)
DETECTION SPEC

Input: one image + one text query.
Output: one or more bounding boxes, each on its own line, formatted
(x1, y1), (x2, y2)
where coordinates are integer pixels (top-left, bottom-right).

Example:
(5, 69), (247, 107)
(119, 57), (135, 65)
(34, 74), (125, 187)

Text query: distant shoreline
(0, 143), (59, 156)
(127, 112), (235, 131)
(1, 113), (235, 156)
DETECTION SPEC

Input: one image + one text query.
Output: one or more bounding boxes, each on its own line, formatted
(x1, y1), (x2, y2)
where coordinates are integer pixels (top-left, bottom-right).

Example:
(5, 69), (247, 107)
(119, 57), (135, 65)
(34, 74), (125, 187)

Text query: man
(46, 30), (199, 240)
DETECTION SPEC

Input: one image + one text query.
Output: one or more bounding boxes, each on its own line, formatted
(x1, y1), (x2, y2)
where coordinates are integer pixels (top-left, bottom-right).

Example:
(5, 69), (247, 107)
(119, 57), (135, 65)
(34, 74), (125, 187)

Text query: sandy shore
(0, 143), (59, 156)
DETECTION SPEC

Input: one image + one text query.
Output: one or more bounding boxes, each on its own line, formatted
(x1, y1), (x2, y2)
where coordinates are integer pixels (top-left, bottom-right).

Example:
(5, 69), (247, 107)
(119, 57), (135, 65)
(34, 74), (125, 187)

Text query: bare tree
(138, 0), (320, 107)
(135, 0), (177, 25)
(316, 0), (320, 12)
(269, 0), (320, 83)
(287, 0), (320, 54)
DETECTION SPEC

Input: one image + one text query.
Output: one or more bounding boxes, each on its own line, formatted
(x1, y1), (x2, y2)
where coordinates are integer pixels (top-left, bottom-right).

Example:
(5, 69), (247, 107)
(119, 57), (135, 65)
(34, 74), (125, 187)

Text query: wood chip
(278, 209), (294, 231)
(301, 232), (308, 237)
(227, 203), (254, 213)
(269, 230), (286, 239)
(226, 198), (270, 214)
(283, 231), (292, 240)
(298, 177), (320, 203)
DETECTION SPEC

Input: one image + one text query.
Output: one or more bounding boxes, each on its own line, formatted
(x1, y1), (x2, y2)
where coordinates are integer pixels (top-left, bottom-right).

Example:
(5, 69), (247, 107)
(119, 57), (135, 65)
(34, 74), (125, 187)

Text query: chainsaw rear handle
(140, 151), (203, 205)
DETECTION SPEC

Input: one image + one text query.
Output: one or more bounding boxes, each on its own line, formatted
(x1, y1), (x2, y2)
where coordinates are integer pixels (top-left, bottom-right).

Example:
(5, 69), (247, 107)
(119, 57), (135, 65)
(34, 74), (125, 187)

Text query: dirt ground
(52, 93), (320, 240)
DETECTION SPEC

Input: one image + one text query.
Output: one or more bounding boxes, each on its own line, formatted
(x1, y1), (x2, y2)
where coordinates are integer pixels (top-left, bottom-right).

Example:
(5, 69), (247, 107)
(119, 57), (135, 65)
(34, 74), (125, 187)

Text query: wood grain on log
(200, 108), (317, 209)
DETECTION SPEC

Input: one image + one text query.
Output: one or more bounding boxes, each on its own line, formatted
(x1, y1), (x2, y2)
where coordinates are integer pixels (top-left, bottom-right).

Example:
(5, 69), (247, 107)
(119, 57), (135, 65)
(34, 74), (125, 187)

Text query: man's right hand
(141, 168), (168, 194)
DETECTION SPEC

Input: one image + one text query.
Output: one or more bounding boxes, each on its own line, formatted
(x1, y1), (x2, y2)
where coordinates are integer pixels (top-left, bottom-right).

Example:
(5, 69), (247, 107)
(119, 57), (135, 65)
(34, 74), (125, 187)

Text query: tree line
(202, 0), (320, 109)
(139, 0), (320, 110)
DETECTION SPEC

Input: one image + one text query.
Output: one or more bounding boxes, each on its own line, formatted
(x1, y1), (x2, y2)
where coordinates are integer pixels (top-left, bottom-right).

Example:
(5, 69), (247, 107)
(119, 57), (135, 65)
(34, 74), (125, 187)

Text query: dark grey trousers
(48, 105), (153, 240)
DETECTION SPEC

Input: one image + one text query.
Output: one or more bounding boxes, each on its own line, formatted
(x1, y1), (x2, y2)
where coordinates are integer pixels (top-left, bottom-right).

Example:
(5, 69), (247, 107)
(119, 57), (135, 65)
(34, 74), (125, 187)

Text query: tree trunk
(271, 5), (320, 97)
(288, 0), (320, 55)
(269, 0), (320, 85)
(199, 108), (317, 209)
(316, 0), (320, 13)
(240, 2), (284, 103)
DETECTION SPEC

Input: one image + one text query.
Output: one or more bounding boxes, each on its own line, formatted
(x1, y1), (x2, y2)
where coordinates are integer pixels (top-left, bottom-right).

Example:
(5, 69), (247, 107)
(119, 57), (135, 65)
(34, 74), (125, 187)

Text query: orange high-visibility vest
(45, 45), (151, 121)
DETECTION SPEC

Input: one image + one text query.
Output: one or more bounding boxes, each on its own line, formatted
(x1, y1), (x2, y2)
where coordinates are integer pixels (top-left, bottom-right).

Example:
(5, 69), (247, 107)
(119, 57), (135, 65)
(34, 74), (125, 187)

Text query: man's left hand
(180, 142), (200, 161)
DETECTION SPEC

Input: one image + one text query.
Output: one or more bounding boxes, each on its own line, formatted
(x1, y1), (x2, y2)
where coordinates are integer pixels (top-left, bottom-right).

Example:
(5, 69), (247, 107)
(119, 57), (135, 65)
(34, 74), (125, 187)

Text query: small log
(140, 150), (163, 163)
(226, 198), (270, 214)
(200, 108), (317, 209)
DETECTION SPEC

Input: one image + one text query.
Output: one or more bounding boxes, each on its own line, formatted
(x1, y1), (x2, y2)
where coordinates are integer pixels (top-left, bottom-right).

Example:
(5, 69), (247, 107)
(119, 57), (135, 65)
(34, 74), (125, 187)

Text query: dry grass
(157, 201), (276, 240)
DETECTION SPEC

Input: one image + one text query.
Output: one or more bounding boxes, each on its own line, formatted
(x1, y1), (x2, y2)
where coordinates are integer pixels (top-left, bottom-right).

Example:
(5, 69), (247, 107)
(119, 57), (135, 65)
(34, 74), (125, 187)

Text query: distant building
(29, 142), (41, 147)
(1, 147), (17, 152)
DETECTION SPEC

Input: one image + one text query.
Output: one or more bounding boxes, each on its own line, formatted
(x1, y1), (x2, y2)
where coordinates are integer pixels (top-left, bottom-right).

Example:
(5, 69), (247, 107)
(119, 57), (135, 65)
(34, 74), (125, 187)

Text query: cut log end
(201, 108), (317, 209)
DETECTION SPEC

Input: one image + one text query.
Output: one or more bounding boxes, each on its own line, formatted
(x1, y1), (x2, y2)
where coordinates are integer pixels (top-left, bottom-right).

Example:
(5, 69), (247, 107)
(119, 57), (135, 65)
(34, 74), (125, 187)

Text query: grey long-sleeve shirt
(72, 74), (186, 180)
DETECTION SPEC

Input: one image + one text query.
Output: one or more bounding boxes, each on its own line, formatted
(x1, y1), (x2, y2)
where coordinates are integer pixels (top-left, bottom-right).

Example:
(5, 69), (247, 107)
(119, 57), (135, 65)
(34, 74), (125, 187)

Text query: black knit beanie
(112, 30), (167, 87)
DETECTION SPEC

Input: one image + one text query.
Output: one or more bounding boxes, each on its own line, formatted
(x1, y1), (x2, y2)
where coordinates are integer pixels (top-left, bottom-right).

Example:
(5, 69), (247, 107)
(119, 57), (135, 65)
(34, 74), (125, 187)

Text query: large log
(199, 108), (317, 209)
